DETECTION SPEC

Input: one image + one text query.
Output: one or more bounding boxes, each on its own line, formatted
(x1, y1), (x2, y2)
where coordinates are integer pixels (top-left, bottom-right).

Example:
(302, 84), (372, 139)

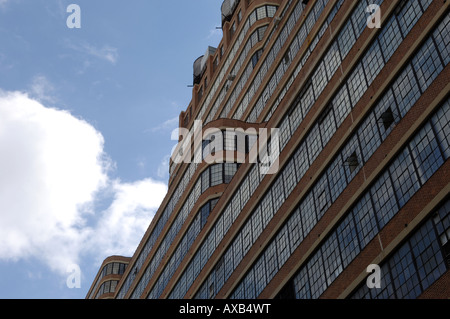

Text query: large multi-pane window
(350, 199), (449, 299)
(88, 262), (127, 299)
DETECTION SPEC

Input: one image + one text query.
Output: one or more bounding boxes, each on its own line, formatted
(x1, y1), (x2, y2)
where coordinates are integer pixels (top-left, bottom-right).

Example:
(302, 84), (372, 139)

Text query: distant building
(86, 256), (130, 299)
(87, 0), (450, 299)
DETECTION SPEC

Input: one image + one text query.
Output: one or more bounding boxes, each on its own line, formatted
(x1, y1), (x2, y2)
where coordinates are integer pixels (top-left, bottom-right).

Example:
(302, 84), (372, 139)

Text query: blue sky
(0, 0), (222, 299)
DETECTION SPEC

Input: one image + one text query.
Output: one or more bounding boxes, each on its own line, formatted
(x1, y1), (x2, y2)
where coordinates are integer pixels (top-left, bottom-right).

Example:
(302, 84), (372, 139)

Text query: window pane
(337, 213), (361, 269)
(409, 220), (446, 291)
(389, 147), (420, 208)
(412, 38), (443, 92)
(389, 243), (422, 299)
(371, 170), (398, 229)
(409, 122), (444, 184)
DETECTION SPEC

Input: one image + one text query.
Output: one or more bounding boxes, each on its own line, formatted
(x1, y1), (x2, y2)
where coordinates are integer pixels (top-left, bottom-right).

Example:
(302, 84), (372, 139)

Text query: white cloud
(88, 178), (167, 260)
(66, 40), (119, 65)
(29, 75), (57, 104)
(0, 90), (167, 275)
(157, 154), (171, 180)
(207, 26), (222, 43)
(147, 116), (179, 133)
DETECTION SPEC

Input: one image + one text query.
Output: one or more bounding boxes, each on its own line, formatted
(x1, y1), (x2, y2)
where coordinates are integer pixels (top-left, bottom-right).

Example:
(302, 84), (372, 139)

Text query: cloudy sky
(0, 0), (222, 298)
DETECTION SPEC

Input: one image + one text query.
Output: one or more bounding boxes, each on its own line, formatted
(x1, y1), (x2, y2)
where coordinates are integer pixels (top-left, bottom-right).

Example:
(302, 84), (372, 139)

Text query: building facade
(87, 0), (450, 299)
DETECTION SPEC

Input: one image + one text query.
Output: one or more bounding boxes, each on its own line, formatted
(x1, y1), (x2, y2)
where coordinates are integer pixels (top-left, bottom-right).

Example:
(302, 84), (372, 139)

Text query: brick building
(86, 0), (450, 300)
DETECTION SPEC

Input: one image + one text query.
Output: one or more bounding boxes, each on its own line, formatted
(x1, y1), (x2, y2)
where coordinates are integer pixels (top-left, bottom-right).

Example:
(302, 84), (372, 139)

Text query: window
(337, 19), (356, 59)
(210, 164), (223, 187)
(200, 202), (210, 228)
(412, 37), (443, 92)
(289, 98), (303, 131)
(294, 266), (311, 299)
(432, 100), (450, 159)
(359, 112), (381, 163)
(224, 130), (236, 151)
(314, 174), (330, 220)
(327, 154), (347, 202)
(322, 232), (343, 286)
(333, 85), (351, 127)
(231, 190), (241, 221)
(337, 213), (360, 269)
(342, 134), (362, 180)
(224, 246), (234, 280)
(395, 0), (422, 38)
(389, 242), (422, 299)
(392, 65), (421, 118)
(247, 164), (260, 195)
(254, 255), (267, 296)
(375, 89), (398, 140)
(307, 124), (321, 163)
(345, 151), (359, 174)
(260, 191), (274, 229)
(267, 5), (277, 18)
(243, 269), (255, 299)
(276, 225), (290, 266)
(300, 192), (317, 235)
(279, 117), (291, 150)
(264, 240), (278, 280)
(223, 204), (232, 234)
(300, 80), (315, 116)
(213, 56), (218, 72)
(319, 103), (336, 147)
(312, 61), (328, 97)
(201, 169), (210, 193)
(307, 251), (327, 299)
(232, 233), (243, 269)
(224, 163), (237, 184)
(409, 122), (444, 184)
(362, 40), (384, 85)
(283, 157), (297, 195)
(347, 62), (368, 107)
(378, 15), (402, 62)
(352, 193), (378, 249)
(230, 22), (236, 38)
(351, 0), (369, 37)
(252, 50), (262, 68)
(256, 6), (267, 20)
(433, 200), (450, 248)
(242, 219), (252, 256)
(323, 42), (341, 80)
(240, 177), (250, 207)
(380, 107), (396, 130)
(283, 51), (291, 65)
(433, 15), (450, 65)
(249, 11), (257, 25)
(271, 175), (285, 212)
(389, 147), (420, 208)
(371, 171), (398, 229)
(287, 208), (303, 251)
(410, 220), (447, 291)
